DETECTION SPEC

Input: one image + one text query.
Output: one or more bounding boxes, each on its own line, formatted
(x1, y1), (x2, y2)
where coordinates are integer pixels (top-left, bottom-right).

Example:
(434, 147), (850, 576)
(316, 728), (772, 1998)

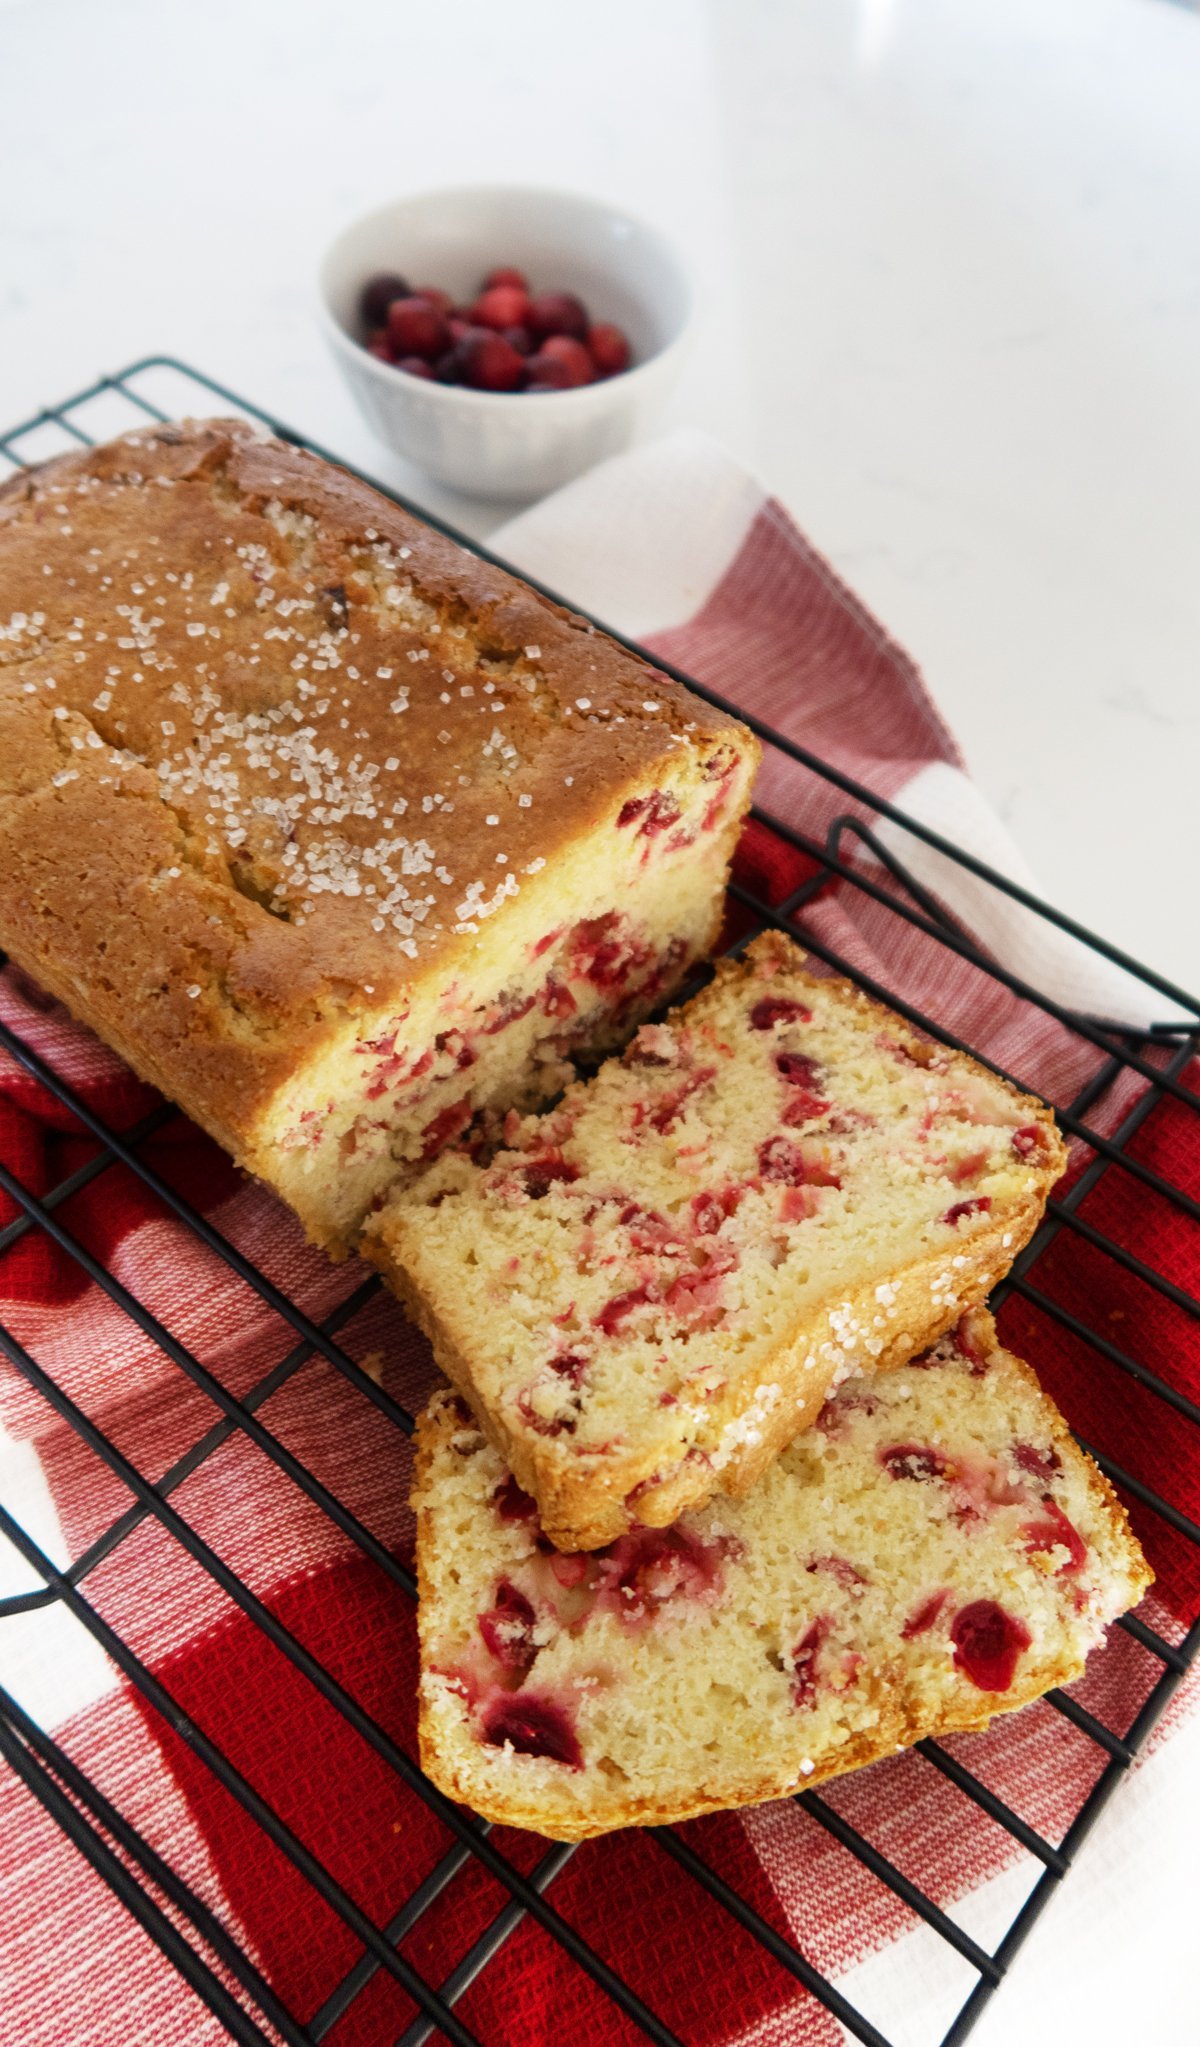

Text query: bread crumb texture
(369, 933), (1067, 1545)
(413, 1309), (1150, 1839)
(0, 420), (757, 1250)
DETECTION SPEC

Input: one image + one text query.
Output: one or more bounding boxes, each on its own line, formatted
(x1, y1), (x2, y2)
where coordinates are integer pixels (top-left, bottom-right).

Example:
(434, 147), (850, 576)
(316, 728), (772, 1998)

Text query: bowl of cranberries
(319, 185), (692, 498)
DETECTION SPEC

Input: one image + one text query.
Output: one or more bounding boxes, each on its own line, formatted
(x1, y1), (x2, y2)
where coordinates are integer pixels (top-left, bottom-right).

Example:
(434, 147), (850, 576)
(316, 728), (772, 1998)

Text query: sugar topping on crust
(0, 418), (748, 1012)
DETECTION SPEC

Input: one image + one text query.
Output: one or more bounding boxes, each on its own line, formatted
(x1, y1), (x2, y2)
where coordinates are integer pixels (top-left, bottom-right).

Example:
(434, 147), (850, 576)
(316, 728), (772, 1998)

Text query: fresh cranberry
(950, 1600), (1032, 1692)
(503, 324), (534, 355)
(588, 322), (631, 376)
(477, 1580), (539, 1673)
(526, 355), (577, 391)
(527, 290), (589, 340)
(395, 355), (436, 379)
(413, 285), (455, 315)
(493, 1474), (538, 1523)
(459, 331), (526, 392)
(366, 332), (394, 361)
(902, 1589), (952, 1639)
(447, 315), (472, 343)
(1012, 1124), (1048, 1161)
(519, 1152), (579, 1199)
(1022, 1497), (1088, 1574)
(472, 284), (532, 331)
(536, 335), (594, 386)
(879, 1443), (955, 1483)
(481, 1692), (583, 1767)
(386, 296), (450, 360)
(360, 271), (411, 327)
(594, 1284), (651, 1335)
(484, 265), (529, 292)
(941, 1197), (991, 1226)
(791, 1616), (830, 1710)
(1013, 1441), (1062, 1479)
(750, 997), (812, 1031)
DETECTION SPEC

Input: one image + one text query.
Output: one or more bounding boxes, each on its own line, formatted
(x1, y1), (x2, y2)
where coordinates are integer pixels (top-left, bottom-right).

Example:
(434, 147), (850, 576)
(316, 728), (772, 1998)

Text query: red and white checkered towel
(1, 429), (1197, 2047)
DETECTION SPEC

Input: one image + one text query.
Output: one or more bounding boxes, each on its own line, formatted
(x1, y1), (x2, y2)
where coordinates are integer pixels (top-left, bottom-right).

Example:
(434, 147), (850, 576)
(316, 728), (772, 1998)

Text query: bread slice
(0, 420), (757, 1254)
(367, 933), (1067, 1548)
(412, 1309), (1150, 1840)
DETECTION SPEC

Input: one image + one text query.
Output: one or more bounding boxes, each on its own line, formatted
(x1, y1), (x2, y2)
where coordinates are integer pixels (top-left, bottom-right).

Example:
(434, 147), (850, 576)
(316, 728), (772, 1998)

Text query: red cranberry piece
(950, 1600), (1032, 1692)
(413, 285), (455, 315)
(951, 1316), (990, 1373)
(519, 1152), (580, 1199)
(806, 1555), (867, 1590)
(775, 1052), (820, 1088)
(527, 290), (589, 340)
(791, 1615), (830, 1710)
(534, 335), (594, 387)
(1022, 1497), (1088, 1574)
(941, 1197), (991, 1226)
(484, 990), (536, 1035)
(1012, 1124), (1048, 1162)
(549, 1550), (591, 1587)
(617, 796), (647, 828)
(481, 1692), (583, 1767)
(525, 355), (577, 392)
(1013, 1441), (1062, 1479)
(593, 1283), (651, 1336)
(757, 1136), (807, 1186)
(782, 1091), (832, 1128)
(459, 331), (526, 392)
(472, 284), (532, 330)
(484, 265), (529, 292)
(395, 355), (435, 380)
(902, 1589), (952, 1639)
(502, 325), (534, 356)
(950, 1148), (989, 1184)
(386, 296), (450, 360)
(493, 1474), (538, 1523)
(360, 271), (411, 327)
(750, 997), (812, 1031)
(637, 790), (681, 838)
(879, 1443), (955, 1483)
(478, 1580), (538, 1673)
(588, 322), (631, 376)
(690, 1188), (739, 1235)
(540, 977), (577, 1021)
(419, 1096), (473, 1159)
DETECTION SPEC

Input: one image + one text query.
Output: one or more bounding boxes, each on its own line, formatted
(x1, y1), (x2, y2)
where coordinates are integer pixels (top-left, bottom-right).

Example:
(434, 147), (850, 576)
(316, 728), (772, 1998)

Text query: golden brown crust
(372, 941), (1067, 1550)
(412, 1319), (1152, 1840)
(0, 419), (752, 1190)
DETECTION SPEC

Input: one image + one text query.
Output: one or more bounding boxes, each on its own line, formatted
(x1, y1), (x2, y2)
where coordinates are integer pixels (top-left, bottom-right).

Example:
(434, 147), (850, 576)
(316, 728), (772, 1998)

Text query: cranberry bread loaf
(368, 933), (1067, 1548)
(413, 1310), (1149, 1839)
(0, 420), (756, 1253)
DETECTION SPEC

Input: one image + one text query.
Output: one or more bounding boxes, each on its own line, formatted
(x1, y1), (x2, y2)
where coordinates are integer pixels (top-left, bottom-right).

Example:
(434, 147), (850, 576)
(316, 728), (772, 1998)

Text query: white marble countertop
(1, 1), (1198, 2040)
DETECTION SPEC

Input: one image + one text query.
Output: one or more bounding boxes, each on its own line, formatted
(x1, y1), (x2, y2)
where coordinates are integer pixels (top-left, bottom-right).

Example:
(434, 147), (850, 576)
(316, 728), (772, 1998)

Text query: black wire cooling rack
(1, 358), (1198, 2047)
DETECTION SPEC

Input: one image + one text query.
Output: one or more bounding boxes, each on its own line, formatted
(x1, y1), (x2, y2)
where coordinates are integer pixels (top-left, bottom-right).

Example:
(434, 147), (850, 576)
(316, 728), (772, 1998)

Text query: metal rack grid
(0, 358), (1197, 2047)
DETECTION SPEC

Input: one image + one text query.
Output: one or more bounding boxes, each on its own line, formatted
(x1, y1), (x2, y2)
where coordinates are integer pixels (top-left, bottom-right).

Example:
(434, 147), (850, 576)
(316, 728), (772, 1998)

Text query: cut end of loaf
(413, 1310), (1151, 1840)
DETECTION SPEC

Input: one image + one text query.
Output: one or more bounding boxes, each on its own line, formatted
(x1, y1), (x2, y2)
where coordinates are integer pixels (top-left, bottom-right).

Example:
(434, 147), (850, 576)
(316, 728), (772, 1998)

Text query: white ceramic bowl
(318, 185), (693, 500)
